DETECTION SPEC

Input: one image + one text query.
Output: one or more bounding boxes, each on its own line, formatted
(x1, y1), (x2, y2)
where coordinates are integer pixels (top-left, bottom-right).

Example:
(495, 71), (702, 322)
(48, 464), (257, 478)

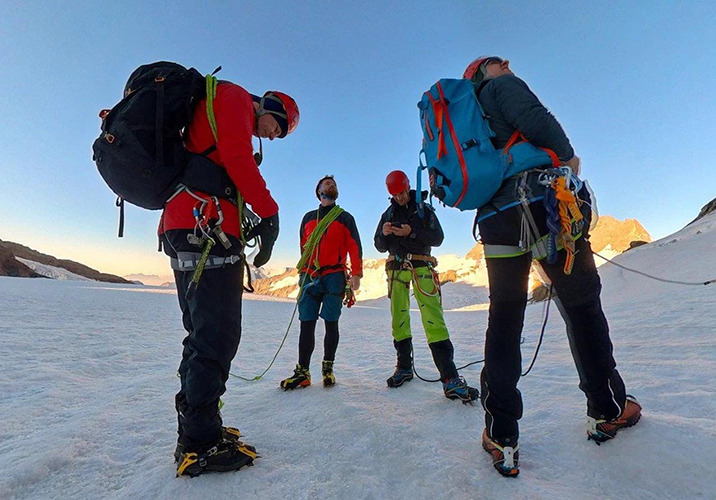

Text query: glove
(563, 155), (581, 176)
(349, 275), (361, 291)
(246, 213), (279, 268)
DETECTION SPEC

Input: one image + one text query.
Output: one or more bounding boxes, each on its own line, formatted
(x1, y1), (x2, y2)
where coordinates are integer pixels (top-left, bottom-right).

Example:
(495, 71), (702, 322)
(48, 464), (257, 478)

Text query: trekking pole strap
(116, 197), (125, 238)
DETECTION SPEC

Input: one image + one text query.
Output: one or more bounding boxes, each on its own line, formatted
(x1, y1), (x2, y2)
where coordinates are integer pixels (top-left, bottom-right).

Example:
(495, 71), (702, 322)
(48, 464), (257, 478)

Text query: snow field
(0, 213), (714, 499)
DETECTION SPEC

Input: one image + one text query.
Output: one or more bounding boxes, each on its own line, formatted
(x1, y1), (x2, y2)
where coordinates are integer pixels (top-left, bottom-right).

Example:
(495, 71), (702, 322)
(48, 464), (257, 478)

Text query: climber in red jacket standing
(161, 79), (299, 477)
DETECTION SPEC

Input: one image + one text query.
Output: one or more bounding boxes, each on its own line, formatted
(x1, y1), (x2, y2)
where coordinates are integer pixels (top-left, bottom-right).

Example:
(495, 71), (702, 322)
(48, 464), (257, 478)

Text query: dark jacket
(476, 75), (575, 222)
(478, 74), (574, 162)
(374, 190), (443, 269)
(300, 203), (363, 278)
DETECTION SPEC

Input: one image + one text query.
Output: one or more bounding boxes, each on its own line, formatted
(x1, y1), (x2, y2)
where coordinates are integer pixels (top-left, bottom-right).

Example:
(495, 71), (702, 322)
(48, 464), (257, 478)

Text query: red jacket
(159, 82), (278, 239)
(300, 204), (363, 277)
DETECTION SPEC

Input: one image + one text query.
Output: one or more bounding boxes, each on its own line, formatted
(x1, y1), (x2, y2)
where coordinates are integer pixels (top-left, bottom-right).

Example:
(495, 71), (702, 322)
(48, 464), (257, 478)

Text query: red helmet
(385, 170), (410, 196)
(463, 56), (504, 82)
(263, 91), (300, 137)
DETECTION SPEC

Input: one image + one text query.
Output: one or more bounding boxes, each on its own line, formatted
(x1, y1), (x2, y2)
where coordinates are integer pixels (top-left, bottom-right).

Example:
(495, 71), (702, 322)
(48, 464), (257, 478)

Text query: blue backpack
(417, 78), (558, 211)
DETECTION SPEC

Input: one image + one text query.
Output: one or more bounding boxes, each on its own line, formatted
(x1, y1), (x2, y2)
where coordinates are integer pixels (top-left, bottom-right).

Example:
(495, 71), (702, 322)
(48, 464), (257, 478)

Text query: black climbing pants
(298, 319), (340, 368)
(173, 262), (243, 451)
(480, 236), (626, 445)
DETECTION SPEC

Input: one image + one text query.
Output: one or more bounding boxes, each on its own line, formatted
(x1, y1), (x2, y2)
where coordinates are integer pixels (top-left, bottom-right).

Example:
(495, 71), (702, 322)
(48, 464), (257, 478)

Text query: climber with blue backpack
(417, 56), (640, 477)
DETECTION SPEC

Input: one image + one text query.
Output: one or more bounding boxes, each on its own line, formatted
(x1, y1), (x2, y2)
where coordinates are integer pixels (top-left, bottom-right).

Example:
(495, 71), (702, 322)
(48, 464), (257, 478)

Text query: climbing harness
(184, 237), (215, 301)
(229, 205), (346, 382)
(385, 252), (487, 385)
(481, 168), (587, 265)
(516, 171), (550, 260)
(385, 254), (442, 303)
(178, 189), (240, 299)
(540, 168), (584, 274)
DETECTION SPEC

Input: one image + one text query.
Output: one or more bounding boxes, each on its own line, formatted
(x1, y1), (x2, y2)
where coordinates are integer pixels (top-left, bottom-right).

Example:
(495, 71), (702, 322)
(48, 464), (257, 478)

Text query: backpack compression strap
(504, 130), (561, 167)
(435, 82), (470, 207)
(424, 92), (447, 159)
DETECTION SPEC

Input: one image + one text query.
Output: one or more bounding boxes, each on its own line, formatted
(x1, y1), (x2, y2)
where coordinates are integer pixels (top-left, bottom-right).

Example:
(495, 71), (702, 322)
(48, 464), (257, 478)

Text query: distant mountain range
(123, 273), (175, 287)
(3, 196), (712, 289)
(251, 214), (653, 302)
(124, 266), (270, 287)
(0, 240), (131, 283)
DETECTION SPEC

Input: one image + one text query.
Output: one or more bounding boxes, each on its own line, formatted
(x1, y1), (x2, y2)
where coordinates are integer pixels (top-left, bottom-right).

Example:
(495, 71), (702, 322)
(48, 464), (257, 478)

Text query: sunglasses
(483, 57), (504, 67)
(476, 57), (505, 81)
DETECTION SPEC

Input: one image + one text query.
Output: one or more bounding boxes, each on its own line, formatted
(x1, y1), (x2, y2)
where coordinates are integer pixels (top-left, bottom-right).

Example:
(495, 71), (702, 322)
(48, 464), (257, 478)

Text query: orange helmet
(261, 91), (300, 138)
(385, 170), (410, 195)
(463, 56), (504, 83)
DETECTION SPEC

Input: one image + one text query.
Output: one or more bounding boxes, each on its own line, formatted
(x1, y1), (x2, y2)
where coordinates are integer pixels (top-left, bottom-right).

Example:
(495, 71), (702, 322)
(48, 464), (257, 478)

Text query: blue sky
(1, 1), (714, 277)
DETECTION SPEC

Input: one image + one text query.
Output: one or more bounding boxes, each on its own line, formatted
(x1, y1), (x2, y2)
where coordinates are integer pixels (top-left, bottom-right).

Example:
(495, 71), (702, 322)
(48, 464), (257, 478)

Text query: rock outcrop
(588, 215), (651, 253)
(0, 240), (131, 283)
(0, 245), (45, 278)
(689, 197), (716, 225)
(251, 268), (300, 297)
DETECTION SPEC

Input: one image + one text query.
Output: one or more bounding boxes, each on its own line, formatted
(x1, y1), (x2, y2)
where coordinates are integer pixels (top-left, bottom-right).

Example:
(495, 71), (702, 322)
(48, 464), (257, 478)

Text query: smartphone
(391, 222), (403, 228)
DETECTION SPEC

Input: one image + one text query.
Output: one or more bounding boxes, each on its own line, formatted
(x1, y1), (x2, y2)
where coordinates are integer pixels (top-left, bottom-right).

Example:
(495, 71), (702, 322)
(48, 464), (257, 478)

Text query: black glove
(246, 213), (279, 268)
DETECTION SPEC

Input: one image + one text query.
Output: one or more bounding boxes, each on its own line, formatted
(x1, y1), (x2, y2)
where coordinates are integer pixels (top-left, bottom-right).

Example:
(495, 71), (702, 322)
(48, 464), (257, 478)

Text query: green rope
(205, 75), (219, 142)
(229, 205), (344, 382)
(204, 74), (247, 246)
(296, 206), (344, 271)
(228, 287), (303, 382)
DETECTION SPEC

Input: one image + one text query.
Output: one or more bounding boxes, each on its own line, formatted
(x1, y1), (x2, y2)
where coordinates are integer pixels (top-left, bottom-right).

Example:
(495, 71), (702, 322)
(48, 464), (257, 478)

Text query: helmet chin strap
(254, 137), (263, 166)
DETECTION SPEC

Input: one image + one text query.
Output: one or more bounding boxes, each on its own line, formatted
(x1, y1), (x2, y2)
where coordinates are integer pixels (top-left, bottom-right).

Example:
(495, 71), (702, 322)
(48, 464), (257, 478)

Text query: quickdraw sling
(386, 254), (442, 303)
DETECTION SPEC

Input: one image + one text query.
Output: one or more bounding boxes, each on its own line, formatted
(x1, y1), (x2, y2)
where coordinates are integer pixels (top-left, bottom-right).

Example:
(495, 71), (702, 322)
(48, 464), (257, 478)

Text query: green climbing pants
(388, 268), (449, 344)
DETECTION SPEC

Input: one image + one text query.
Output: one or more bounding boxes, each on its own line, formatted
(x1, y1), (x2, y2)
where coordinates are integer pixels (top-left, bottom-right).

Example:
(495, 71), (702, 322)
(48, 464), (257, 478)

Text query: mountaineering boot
(386, 367), (414, 388)
(176, 437), (258, 478)
(587, 395), (642, 444)
(442, 376), (480, 403)
(387, 337), (413, 387)
(174, 426), (255, 463)
(428, 339), (459, 381)
(280, 364), (311, 390)
(394, 338), (413, 370)
(482, 429), (519, 477)
(322, 360), (336, 387)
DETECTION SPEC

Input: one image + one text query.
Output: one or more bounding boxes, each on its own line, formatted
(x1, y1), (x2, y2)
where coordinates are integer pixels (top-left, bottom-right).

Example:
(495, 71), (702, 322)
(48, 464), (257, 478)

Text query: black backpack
(92, 61), (236, 235)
